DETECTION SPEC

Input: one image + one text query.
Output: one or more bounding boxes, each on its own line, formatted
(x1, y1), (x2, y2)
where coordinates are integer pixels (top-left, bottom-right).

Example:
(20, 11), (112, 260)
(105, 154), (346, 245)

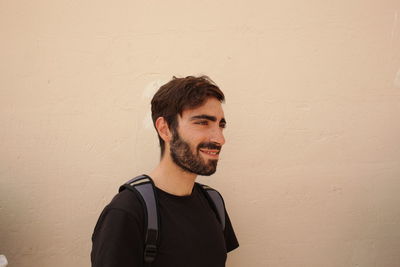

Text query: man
(91, 76), (239, 267)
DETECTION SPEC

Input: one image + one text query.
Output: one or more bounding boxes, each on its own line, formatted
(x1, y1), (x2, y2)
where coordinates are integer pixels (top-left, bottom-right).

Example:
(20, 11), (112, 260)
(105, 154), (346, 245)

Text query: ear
(155, 117), (172, 143)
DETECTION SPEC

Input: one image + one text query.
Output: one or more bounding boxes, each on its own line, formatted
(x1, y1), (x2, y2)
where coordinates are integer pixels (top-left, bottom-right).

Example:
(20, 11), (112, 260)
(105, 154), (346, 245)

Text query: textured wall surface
(1, 0), (400, 266)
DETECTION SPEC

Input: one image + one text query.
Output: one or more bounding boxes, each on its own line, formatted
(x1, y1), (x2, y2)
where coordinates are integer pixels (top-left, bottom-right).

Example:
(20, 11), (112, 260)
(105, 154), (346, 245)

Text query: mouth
(199, 149), (221, 158)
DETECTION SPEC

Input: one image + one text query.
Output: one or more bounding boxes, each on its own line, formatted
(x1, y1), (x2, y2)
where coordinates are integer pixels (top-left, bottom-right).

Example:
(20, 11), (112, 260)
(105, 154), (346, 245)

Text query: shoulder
(91, 186), (147, 266)
(105, 188), (145, 219)
(92, 185), (146, 237)
(196, 183), (239, 252)
(196, 183), (223, 194)
(92, 186), (146, 241)
(195, 183), (226, 206)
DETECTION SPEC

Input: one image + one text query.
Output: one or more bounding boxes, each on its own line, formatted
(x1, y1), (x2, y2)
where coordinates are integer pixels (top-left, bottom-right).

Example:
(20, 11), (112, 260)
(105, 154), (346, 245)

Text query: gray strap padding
(120, 175), (159, 264)
(134, 183), (158, 232)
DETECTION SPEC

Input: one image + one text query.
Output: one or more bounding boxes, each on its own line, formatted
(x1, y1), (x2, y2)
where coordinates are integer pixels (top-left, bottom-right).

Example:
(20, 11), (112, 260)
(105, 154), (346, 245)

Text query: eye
(195, 120), (209, 125)
(220, 122), (226, 129)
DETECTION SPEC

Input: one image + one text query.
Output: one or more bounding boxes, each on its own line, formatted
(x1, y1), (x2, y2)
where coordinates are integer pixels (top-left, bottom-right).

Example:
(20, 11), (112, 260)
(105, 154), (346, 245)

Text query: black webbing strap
(119, 175), (159, 265)
(197, 183), (226, 230)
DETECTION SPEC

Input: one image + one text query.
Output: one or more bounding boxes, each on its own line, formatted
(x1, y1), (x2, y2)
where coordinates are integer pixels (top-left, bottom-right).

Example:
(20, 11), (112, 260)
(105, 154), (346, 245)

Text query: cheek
(178, 128), (208, 150)
(181, 131), (204, 144)
(188, 139), (203, 154)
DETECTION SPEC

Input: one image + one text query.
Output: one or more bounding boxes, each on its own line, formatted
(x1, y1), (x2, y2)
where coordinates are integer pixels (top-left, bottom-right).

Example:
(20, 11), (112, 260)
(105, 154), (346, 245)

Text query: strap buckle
(144, 244), (157, 263)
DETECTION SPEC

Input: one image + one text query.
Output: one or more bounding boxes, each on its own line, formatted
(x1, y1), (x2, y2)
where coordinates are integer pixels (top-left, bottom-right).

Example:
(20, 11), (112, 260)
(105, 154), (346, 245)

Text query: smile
(199, 149), (220, 156)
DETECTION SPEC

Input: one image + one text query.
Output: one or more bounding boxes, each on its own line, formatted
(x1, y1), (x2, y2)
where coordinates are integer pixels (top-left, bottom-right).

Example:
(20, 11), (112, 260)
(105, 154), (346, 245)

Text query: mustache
(198, 143), (222, 151)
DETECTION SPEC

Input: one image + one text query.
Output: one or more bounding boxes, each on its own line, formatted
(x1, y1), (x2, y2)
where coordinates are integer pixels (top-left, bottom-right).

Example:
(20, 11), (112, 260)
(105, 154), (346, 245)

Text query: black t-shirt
(91, 183), (239, 267)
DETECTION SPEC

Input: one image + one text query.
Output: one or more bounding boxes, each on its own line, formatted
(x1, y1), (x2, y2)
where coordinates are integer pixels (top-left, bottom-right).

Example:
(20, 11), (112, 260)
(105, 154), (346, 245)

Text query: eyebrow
(190, 115), (226, 124)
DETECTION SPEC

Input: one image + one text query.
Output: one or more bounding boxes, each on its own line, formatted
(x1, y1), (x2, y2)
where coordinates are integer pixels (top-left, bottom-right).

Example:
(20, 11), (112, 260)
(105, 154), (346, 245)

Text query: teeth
(201, 150), (218, 155)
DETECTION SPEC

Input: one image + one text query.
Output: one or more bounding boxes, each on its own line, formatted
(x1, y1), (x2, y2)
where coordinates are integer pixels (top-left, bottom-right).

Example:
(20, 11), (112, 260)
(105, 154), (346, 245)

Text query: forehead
(180, 97), (225, 120)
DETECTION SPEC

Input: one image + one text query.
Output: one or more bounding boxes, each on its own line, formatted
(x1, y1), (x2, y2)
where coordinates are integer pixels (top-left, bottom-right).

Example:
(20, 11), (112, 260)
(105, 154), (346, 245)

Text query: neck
(149, 153), (197, 196)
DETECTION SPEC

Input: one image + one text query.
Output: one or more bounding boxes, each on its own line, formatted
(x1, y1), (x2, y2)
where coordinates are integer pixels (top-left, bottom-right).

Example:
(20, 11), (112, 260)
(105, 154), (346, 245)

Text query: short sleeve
(91, 190), (146, 267)
(224, 209), (239, 252)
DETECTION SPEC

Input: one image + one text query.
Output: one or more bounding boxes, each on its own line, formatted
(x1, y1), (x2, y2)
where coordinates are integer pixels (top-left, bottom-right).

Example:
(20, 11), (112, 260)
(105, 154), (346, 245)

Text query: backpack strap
(119, 175), (159, 265)
(196, 183), (226, 231)
(118, 177), (226, 265)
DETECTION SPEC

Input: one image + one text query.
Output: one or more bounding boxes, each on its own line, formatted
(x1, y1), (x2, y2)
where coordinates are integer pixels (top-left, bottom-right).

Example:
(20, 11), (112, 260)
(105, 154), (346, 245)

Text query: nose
(210, 127), (225, 146)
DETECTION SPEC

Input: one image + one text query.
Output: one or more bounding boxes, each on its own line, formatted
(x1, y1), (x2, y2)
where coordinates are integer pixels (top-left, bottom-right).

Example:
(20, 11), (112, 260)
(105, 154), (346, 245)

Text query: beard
(170, 131), (221, 176)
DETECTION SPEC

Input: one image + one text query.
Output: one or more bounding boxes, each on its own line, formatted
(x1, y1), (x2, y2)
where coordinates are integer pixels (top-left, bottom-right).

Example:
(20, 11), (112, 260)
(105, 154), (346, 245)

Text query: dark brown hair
(151, 75), (225, 156)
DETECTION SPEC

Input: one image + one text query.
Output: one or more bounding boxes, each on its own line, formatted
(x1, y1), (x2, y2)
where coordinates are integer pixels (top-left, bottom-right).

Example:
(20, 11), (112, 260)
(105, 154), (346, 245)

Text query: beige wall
(1, 1), (400, 266)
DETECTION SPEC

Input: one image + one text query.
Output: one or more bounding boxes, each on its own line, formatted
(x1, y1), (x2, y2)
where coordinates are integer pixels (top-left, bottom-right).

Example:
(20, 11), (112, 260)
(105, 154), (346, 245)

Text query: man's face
(169, 97), (226, 176)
